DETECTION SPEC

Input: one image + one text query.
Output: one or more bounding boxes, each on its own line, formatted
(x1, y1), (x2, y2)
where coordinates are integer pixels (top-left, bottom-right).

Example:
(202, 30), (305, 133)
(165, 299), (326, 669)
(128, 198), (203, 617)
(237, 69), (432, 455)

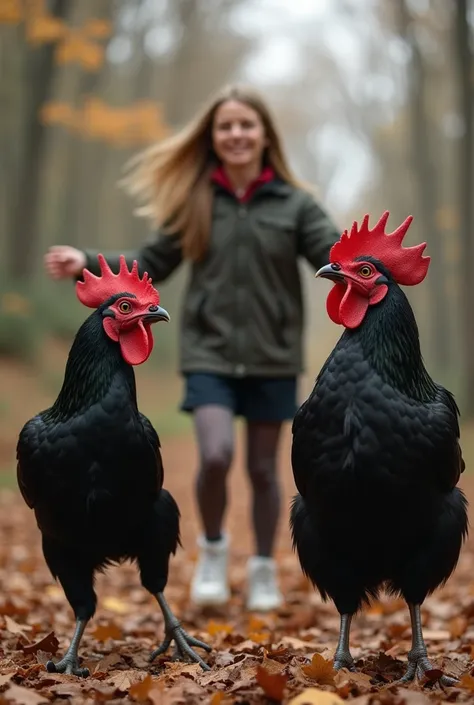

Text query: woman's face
(212, 100), (267, 169)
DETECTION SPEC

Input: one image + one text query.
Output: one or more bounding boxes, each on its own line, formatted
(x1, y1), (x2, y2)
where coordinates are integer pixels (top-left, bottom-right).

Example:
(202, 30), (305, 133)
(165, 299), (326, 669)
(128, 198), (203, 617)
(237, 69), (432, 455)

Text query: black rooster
(291, 212), (468, 686)
(17, 256), (210, 675)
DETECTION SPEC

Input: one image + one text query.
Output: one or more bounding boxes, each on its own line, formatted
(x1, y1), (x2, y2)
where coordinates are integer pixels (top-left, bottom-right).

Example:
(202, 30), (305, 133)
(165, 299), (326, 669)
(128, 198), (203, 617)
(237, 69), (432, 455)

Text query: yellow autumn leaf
(209, 693), (226, 705)
(0, 0), (22, 23)
(83, 18), (112, 38)
(207, 620), (233, 636)
(102, 596), (130, 614)
(248, 631), (271, 644)
(248, 615), (267, 632)
(26, 14), (67, 44)
(129, 674), (158, 702)
(289, 688), (344, 705)
(79, 41), (104, 71)
(91, 622), (123, 642)
(301, 653), (335, 686)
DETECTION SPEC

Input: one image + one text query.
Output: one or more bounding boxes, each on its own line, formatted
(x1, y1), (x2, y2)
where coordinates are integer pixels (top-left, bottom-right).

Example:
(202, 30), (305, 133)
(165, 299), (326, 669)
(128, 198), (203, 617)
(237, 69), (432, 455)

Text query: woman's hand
(44, 246), (87, 280)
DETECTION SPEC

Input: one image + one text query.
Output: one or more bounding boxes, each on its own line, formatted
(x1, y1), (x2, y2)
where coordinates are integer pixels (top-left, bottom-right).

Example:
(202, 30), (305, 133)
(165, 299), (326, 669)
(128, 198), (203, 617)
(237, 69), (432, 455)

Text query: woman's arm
(296, 194), (340, 270)
(83, 231), (183, 283)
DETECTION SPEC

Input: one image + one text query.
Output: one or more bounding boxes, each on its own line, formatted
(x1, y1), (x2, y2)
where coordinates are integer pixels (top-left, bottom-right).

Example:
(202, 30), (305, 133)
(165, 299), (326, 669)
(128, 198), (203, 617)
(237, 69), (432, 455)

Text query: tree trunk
(397, 0), (451, 375)
(9, 0), (70, 280)
(454, 0), (474, 415)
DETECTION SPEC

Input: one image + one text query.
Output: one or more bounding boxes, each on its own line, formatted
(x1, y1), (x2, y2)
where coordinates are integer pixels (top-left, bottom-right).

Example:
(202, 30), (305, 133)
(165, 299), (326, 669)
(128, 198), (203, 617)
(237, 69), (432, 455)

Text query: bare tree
(453, 0), (474, 414)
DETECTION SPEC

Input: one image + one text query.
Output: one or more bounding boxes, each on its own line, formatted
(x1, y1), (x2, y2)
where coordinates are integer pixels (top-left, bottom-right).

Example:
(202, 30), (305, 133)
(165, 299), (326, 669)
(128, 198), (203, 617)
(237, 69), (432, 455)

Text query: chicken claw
(46, 656), (89, 678)
(399, 656), (456, 688)
(151, 593), (211, 671)
(399, 605), (457, 687)
(46, 618), (89, 677)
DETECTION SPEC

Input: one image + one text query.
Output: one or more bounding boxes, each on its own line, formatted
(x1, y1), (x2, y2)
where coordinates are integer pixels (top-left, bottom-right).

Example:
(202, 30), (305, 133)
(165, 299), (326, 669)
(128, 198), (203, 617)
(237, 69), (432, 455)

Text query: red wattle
(326, 281), (389, 329)
(339, 283), (369, 329)
(326, 284), (345, 324)
(119, 321), (153, 365)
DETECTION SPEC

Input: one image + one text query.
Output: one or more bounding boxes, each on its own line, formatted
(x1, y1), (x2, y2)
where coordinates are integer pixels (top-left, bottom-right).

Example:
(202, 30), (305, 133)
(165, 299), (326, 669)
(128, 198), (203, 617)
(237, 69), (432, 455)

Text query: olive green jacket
(83, 179), (339, 377)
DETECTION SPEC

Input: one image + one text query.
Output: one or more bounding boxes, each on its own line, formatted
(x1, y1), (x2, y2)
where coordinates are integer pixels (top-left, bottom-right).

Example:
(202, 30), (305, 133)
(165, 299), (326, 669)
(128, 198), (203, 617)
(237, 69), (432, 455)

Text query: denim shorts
(181, 372), (298, 422)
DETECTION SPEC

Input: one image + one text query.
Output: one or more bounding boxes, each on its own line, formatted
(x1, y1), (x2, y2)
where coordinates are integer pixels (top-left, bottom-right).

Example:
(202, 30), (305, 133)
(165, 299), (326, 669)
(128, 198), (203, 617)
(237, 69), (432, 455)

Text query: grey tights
(194, 405), (282, 557)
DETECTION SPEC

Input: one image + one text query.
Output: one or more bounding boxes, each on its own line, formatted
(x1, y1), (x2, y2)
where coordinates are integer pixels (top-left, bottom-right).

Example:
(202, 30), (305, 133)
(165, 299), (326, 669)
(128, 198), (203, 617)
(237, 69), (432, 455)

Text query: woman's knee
(200, 444), (233, 482)
(247, 457), (278, 492)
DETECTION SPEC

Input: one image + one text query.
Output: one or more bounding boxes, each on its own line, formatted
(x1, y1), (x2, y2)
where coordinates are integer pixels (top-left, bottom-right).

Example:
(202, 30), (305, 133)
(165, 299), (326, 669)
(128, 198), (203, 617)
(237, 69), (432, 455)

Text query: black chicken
(17, 256), (210, 675)
(291, 212), (468, 686)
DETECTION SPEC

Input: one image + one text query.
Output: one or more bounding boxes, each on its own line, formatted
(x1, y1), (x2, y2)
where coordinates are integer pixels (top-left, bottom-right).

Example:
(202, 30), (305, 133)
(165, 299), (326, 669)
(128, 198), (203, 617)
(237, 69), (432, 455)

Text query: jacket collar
(211, 165), (291, 201)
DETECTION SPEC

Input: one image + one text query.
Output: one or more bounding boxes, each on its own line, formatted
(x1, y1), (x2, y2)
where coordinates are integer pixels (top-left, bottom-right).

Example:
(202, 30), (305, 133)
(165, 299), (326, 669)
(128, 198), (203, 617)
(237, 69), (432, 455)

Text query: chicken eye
(359, 265), (373, 278)
(118, 301), (132, 314)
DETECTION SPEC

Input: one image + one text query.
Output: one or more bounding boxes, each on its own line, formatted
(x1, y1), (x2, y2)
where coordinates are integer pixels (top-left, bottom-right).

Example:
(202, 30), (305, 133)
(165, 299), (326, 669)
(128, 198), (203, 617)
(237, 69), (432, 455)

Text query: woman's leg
(191, 405), (234, 606)
(194, 405), (234, 540)
(246, 421), (283, 557)
(245, 421), (284, 611)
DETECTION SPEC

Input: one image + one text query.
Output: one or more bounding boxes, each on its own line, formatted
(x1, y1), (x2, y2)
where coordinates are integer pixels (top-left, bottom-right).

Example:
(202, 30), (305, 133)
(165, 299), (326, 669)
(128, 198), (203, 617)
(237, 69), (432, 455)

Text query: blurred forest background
(0, 0), (473, 470)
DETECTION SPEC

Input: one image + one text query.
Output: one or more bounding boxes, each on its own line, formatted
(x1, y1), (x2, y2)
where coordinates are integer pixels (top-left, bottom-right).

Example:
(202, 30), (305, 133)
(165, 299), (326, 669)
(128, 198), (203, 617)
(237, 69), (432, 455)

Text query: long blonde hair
(121, 84), (308, 262)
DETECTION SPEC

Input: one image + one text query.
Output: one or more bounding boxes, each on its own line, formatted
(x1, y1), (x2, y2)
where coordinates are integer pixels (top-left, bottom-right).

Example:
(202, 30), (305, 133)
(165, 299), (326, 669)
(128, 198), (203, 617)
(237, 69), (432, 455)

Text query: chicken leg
(400, 604), (456, 686)
(333, 613), (355, 671)
(149, 593), (211, 670)
(46, 618), (90, 677)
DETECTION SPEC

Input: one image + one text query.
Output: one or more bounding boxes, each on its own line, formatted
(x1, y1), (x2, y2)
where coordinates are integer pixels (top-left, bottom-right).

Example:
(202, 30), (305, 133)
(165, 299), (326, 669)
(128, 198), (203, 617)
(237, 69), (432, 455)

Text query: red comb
(76, 254), (159, 309)
(330, 211), (430, 286)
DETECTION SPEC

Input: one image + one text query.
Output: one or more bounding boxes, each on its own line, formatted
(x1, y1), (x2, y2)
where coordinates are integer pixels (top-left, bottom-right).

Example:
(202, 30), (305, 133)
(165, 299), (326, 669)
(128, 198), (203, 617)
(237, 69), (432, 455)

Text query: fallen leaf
(301, 653), (336, 686)
(248, 615), (267, 632)
(278, 636), (316, 651)
(448, 615), (467, 639)
(248, 631), (271, 644)
(0, 674), (14, 687)
(288, 688), (344, 705)
(386, 623), (409, 639)
(460, 673), (474, 691)
(105, 669), (143, 692)
(4, 684), (50, 704)
(209, 694), (226, 705)
(334, 668), (372, 691)
(207, 620), (233, 636)
(93, 652), (123, 673)
(4, 616), (32, 635)
(422, 668), (445, 683)
(102, 596), (130, 614)
(49, 683), (86, 698)
(91, 622), (123, 642)
(129, 674), (156, 701)
(22, 632), (59, 656)
(255, 664), (288, 701)
(265, 645), (289, 659)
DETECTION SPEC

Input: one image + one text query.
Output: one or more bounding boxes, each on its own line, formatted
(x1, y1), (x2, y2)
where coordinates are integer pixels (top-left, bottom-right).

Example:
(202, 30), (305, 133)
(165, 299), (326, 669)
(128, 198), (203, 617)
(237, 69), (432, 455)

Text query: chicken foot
(46, 618), (90, 677)
(333, 613), (356, 671)
(149, 593), (211, 671)
(399, 604), (456, 687)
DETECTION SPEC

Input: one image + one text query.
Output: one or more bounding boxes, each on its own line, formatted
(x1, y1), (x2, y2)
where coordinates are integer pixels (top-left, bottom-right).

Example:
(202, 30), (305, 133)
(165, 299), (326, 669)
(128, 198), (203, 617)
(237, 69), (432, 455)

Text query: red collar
(211, 165), (275, 203)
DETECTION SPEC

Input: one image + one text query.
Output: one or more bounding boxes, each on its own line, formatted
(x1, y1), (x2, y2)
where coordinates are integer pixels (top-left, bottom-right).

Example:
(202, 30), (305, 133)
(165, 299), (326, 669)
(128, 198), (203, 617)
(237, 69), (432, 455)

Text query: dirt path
(1, 430), (474, 704)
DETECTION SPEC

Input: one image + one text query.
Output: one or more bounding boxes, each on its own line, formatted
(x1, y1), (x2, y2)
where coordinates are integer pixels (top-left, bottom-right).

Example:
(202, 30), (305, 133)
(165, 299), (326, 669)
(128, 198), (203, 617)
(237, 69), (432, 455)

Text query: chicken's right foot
(46, 618), (89, 678)
(398, 604), (456, 687)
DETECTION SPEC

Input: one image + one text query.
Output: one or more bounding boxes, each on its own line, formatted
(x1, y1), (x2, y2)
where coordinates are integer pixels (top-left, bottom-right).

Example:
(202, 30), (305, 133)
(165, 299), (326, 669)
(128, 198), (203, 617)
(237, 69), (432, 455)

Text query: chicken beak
(315, 264), (345, 282)
(144, 305), (170, 323)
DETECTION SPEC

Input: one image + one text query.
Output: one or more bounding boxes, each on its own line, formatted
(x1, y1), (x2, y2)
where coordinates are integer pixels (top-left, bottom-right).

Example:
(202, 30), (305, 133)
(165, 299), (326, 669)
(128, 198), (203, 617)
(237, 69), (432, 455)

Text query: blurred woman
(44, 84), (340, 612)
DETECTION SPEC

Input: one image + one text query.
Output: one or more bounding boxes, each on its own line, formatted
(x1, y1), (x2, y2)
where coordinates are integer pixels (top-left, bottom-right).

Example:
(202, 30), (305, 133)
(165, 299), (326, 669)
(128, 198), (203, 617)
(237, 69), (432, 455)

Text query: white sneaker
(190, 534), (230, 606)
(246, 556), (283, 611)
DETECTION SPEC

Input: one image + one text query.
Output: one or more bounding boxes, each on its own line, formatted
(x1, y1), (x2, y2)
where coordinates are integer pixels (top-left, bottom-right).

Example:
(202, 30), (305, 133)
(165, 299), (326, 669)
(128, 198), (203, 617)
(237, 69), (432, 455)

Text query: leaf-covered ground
(1, 429), (474, 705)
